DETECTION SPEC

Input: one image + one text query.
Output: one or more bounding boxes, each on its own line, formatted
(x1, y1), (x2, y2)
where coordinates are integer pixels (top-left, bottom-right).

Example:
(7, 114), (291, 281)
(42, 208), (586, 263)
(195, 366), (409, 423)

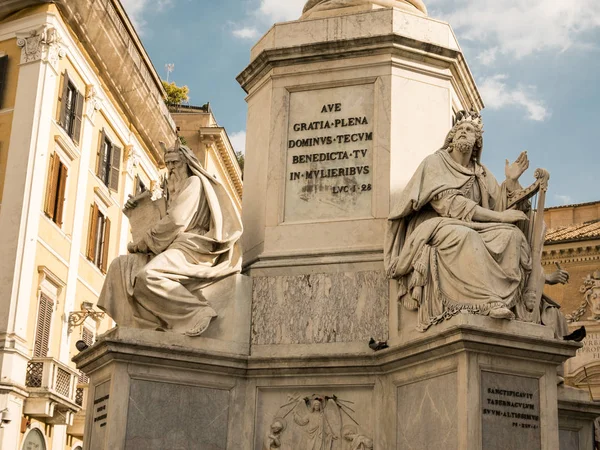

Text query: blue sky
(122, 0), (600, 207)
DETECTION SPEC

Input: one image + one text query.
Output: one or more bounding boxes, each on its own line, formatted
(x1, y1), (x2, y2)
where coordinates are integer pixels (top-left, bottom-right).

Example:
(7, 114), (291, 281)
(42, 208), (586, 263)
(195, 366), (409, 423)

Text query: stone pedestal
(74, 315), (595, 450)
(237, 6), (483, 351)
(557, 385), (600, 450)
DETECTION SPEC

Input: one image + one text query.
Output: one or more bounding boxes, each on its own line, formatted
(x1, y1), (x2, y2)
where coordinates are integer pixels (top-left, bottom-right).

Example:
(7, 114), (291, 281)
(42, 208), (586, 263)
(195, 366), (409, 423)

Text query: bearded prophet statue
(384, 111), (538, 331)
(97, 141), (242, 336)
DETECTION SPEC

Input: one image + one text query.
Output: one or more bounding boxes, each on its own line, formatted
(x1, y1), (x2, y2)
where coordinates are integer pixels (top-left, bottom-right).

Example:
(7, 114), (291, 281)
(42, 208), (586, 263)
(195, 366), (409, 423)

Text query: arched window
(21, 428), (47, 450)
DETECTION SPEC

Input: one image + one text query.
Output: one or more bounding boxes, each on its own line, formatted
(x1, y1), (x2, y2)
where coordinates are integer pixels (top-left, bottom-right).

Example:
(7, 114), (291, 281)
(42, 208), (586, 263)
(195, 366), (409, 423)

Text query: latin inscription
(576, 332), (600, 359)
(89, 381), (111, 450)
(481, 372), (541, 450)
(93, 394), (109, 427)
(284, 85), (374, 222)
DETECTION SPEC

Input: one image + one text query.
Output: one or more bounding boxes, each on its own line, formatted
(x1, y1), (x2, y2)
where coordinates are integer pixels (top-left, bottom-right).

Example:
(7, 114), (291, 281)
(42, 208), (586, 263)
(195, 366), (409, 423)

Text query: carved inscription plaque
(89, 381), (111, 450)
(481, 372), (541, 450)
(284, 84), (374, 222)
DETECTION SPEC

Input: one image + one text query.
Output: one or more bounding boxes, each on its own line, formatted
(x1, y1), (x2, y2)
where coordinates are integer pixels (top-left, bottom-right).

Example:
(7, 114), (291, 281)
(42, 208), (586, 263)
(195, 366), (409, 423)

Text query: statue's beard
(453, 140), (475, 157)
(168, 171), (187, 195)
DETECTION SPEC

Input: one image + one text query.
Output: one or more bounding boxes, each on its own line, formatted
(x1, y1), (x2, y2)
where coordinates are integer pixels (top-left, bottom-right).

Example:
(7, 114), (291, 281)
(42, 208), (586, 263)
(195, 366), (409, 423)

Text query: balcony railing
(25, 358), (78, 400)
(24, 358), (81, 424)
(69, 382), (89, 438)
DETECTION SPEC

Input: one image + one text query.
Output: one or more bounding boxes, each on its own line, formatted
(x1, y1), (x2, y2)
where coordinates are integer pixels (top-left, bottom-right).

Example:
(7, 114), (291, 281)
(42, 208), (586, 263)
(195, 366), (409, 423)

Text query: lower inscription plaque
(481, 372), (541, 450)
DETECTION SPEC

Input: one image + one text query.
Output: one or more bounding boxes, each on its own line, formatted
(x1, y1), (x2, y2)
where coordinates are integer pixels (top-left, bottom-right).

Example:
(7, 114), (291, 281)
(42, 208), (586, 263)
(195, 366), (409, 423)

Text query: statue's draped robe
(98, 166), (242, 333)
(384, 150), (532, 331)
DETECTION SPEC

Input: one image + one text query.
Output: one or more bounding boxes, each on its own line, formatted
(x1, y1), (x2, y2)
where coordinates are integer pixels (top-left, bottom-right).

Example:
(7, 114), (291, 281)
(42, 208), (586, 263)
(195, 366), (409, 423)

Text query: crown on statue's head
(455, 110), (483, 132)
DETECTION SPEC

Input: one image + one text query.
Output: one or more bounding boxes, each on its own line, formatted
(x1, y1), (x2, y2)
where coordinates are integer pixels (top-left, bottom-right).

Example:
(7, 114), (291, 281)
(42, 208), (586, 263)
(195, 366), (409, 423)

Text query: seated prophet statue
(384, 111), (534, 331)
(97, 141), (242, 336)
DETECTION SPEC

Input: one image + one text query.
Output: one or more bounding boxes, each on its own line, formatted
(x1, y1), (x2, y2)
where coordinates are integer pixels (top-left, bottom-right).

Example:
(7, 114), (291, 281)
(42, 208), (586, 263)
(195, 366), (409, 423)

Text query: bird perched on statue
(369, 338), (389, 351)
(564, 326), (586, 343)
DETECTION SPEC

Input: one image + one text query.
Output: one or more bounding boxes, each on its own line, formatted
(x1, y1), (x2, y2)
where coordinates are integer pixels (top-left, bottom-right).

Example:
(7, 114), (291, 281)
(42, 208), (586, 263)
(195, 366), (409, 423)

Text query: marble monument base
(74, 314), (598, 450)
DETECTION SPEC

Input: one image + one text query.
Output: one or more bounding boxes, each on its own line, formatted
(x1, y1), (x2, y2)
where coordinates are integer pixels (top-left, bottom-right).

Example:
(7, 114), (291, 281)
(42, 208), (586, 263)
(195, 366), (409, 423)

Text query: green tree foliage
(235, 151), (245, 178)
(162, 80), (189, 106)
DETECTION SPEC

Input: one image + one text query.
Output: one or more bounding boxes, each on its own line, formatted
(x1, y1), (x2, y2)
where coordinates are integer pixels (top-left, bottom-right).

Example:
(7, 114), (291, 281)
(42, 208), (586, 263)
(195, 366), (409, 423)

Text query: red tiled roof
(545, 220), (600, 244)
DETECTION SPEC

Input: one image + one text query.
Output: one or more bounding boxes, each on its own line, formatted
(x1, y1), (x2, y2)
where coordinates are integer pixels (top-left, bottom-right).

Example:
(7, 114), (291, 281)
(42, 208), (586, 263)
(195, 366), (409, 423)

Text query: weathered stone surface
(124, 380), (229, 450)
(481, 372), (541, 450)
(251, 270), (388, 345)
(559, 429), (579, 450)
(397, 373), (458, 449)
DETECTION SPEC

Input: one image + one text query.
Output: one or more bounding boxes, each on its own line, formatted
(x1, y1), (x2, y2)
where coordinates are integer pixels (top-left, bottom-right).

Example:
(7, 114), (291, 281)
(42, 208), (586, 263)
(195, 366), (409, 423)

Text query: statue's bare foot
(489, 307), (515, 320)
(185, 316), (212, 337)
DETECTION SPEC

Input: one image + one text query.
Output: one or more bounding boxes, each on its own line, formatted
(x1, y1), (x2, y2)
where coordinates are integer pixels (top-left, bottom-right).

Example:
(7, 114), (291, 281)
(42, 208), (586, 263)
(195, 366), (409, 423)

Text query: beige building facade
(542, 201), (600, 396)
(0, 2), (242, 450)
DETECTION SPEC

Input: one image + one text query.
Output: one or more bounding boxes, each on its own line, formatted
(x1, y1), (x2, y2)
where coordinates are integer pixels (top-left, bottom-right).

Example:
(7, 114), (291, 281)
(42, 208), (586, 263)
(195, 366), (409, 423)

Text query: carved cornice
(542, 244), (600, 265)
(16, 26), (66, 70)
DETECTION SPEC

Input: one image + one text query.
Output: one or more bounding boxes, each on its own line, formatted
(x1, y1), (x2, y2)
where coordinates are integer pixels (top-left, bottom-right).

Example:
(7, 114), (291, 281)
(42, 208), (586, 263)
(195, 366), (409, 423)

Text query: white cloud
(438, 0), (600, 58)
(230, 0), (304, 39)
(554, 194), (573, 205)
(121, 0), (173, 34)
(476, 47), (498, 66)
(479, 74), (549, 121)
(230, 130), (247, 155)
(258, 0), (305, 23)
(232, 27), (261, 40)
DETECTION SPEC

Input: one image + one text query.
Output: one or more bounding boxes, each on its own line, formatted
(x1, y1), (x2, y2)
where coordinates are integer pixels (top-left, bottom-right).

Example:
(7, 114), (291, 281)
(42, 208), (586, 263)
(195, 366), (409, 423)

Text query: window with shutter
(96, 129), (107, 181)
(58, 70), (83, 144)
(0, 55), (8, 109)
(101, 216), (111, 273)
(86, 204), (99, 261)
(93, 212), (106, 267)
(96, 131), (121, 193)
(109, 145), (121, 192)
(44, 153), (59, 220)
(58, 71), (70, 128)
(44, 153), (68, 227)
(82, 327), (94, 346)
(33, 294), (54, 358)
(87, 204), (111, 271)
(55, 163), (68, 227)
(72, 91), (84, 145)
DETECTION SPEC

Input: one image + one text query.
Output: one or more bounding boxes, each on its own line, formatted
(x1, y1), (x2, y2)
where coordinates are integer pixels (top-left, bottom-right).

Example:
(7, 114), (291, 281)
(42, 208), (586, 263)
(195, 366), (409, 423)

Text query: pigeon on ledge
(369, 338), (389, 351)
(563, 326), (586, 343)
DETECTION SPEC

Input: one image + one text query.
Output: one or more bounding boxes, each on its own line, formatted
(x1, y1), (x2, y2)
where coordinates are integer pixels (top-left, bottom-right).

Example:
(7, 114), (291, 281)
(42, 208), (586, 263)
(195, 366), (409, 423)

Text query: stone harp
(507, 168), (550, 322)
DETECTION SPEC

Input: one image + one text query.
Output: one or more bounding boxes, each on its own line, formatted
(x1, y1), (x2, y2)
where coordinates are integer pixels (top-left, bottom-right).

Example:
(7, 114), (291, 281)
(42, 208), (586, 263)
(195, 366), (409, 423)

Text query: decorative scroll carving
(567, 271), (600, 323)
(85, 85), (103, 120)
(17, 26), (66, 69)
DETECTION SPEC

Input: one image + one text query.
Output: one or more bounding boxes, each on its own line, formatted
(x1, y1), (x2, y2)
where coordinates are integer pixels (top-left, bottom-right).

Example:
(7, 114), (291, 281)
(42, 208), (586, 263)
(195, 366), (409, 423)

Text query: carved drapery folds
(17, 26), (66, 70)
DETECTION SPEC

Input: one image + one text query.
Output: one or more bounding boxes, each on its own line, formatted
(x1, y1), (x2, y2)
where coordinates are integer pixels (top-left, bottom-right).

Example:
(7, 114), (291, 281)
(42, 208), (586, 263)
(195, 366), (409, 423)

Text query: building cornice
(237, 33), (483, 112)
(542, 242), (600, 265)
(198, 126), (243, 203)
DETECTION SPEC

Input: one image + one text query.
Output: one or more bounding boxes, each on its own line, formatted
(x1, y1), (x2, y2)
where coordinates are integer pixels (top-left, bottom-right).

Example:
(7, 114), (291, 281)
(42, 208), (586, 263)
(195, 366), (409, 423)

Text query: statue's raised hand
(505, 151), (529, 182)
